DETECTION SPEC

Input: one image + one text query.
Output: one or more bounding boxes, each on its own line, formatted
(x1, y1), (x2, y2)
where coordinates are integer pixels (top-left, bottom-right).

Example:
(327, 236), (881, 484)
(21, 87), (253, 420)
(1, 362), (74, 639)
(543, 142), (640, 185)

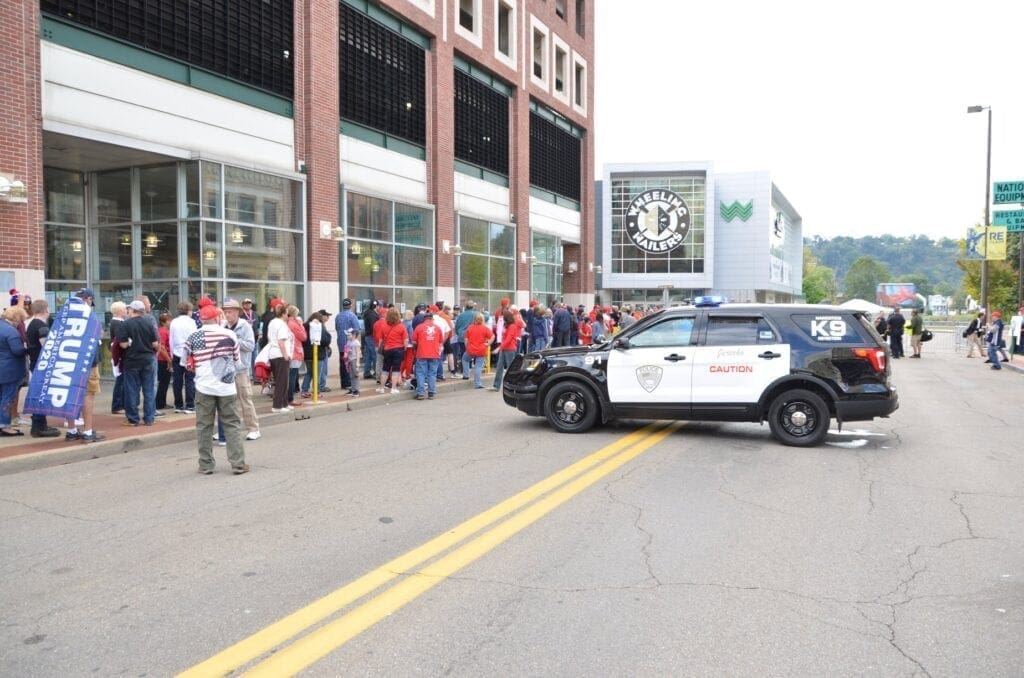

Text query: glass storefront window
(225, 166), (301, 227)
(348, 241), (393, 287)
(347, 193), (393, 241)
(202, 162), (221, 218)
(185, 161), (200, 218)
(140, 164), (179, 220)
(45, 225), (87, 281)
(531, 232), (562, 304)
(44, 168), (85, 224)
(395, 246), (433, 287)
(458, 215), (515, 309)
(95, 169), (132, 224)
(94, 225), (134, 279)
(140, 222), (179, 278)
(394, 203), (432, 245)
(226, 227), (302, 281)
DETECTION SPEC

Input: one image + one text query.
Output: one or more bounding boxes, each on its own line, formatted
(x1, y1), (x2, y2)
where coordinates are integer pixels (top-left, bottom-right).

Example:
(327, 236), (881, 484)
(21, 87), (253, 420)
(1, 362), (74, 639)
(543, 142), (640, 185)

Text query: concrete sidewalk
(1, 374), (484, 475)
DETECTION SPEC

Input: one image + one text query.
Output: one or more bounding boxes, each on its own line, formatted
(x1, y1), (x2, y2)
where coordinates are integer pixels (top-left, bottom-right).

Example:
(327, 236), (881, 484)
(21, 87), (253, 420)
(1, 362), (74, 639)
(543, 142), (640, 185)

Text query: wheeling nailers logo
(625, 189), (690, 254)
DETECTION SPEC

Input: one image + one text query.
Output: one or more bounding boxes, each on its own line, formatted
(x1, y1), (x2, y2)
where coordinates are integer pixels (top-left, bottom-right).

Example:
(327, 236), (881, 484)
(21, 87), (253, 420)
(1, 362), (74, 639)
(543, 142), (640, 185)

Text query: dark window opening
(533, 28), (545, 79)
(454, 69), (509, 176)
(555, 0), (566, 19)
(459, 0), (474, 31)
(497, 2), (512, 56)
(340, 2), (426, 146)
(40, 0), (294, 98)
(575, 0), (585, 35)
(574, 62), (585, 106)
(530, 111), (580, 201)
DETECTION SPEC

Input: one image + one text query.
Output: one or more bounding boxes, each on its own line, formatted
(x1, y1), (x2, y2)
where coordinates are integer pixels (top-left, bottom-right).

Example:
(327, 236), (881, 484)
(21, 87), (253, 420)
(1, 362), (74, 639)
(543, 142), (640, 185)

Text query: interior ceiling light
(231, 226), (245, 244)
(144, 232), (160, 249)
(204, 249), (216, 261)
(71, 240), (82, 253)
(120, 233), (132, 246)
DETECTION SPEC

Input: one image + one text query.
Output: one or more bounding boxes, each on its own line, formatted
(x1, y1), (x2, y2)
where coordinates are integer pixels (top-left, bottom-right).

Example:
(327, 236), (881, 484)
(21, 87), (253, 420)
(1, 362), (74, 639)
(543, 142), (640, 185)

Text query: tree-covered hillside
(805, 234), (963, 294)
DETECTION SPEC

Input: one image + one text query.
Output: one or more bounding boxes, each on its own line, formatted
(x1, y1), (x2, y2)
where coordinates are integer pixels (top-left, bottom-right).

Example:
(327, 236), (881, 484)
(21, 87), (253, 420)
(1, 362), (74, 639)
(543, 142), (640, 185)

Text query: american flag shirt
(183, 325), (240, 397)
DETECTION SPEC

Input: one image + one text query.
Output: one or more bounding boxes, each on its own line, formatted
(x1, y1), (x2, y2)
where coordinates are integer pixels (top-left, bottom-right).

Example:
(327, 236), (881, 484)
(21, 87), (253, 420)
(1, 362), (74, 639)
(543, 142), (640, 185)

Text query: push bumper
(503, 382), (540, 416)
(836, 389), (899, 422)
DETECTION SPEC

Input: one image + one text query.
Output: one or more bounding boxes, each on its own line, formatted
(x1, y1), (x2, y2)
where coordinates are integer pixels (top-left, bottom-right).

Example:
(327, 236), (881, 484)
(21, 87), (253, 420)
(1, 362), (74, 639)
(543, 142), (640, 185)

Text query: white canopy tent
(839, 298), (886, 315)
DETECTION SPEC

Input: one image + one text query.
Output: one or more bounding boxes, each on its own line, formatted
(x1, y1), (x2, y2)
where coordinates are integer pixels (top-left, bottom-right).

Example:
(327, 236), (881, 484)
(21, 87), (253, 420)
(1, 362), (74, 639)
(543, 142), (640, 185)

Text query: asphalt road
(0, 351), (1021, 677)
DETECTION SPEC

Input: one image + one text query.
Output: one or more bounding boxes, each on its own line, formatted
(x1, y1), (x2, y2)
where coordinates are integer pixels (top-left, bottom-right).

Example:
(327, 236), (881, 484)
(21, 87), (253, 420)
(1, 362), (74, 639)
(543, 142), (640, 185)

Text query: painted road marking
(179, 422), (676, 677)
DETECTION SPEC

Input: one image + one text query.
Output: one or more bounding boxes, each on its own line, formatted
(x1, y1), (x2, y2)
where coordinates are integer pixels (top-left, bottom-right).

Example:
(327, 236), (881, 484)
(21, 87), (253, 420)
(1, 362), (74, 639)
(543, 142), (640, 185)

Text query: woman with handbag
(0, 306), (28, 436)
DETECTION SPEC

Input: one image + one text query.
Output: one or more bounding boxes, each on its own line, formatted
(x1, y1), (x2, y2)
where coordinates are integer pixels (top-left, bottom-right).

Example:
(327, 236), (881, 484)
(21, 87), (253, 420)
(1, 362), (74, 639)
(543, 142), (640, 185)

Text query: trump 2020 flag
(23, 297), (102, 419)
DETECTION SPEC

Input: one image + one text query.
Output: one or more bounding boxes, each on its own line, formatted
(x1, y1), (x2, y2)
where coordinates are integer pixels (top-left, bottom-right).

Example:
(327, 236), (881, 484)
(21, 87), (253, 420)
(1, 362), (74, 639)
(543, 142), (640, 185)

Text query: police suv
(500, 299), (898, 447)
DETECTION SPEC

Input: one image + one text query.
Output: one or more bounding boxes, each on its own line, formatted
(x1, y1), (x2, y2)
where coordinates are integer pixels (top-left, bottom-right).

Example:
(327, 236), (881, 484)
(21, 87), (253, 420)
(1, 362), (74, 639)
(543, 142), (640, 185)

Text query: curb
(0, 378), (481, 476)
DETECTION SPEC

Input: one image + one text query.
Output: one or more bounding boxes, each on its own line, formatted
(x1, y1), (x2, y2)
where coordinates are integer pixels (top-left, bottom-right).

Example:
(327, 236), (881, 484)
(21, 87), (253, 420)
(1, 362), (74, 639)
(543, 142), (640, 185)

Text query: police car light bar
(693, 295), (727, 307)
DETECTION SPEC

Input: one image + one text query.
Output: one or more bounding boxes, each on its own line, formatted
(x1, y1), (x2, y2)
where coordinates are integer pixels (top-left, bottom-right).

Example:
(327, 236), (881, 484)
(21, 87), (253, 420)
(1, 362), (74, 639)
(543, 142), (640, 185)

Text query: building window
(454, 68), (510, 176)
(496, 0), (514, 60)
(40, 0), (294, 97)
(554, 0), (566, 19)
(458, 215), (516, 312)
(531, 233), (562, 306)
(456, 0), (482, 45)
(459, 0), (474, 30)
(345, 192), (435, 309)
(530, 18), (549, 88)
(340, 2), (427, 147)
(529, 109), (581, 202)
(575, 0), (585, 36)
(609, 176), (706, 275)
(572, 53), (588, 114)
(553, 40), (569, 101)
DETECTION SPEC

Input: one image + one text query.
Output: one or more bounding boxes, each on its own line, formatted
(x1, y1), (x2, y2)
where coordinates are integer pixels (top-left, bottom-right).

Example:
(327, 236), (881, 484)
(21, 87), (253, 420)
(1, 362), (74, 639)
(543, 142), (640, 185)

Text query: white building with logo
(595, 162), (803, 307)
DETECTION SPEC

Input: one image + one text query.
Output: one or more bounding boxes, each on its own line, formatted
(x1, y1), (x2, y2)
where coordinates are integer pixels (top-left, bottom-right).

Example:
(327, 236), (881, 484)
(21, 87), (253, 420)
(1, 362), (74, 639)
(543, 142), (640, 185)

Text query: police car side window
(705, 316), (776, 346)
(629, 317), (694, 348)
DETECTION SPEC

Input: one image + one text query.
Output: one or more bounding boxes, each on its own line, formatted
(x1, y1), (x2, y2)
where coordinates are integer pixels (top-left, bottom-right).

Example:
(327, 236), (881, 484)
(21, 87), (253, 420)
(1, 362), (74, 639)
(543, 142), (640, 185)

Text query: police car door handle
(758, 351), (782, 360)
(663, 353), (686, 362)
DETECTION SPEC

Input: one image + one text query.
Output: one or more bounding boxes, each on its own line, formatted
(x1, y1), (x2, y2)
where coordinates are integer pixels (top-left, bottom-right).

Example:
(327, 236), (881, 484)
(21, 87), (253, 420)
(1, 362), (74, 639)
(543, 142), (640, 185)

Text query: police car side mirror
(612, 336), (630, 350)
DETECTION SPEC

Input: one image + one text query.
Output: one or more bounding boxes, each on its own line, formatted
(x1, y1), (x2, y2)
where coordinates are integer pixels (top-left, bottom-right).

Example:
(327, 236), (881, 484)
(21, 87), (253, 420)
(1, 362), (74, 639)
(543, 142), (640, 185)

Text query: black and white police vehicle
(500, 298), (898, 447)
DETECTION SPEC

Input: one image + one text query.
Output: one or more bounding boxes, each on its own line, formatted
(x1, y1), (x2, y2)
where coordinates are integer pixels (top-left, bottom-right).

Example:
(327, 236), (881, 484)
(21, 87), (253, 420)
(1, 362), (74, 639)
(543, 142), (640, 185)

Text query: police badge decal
(625, 189), (690, 254)
(636, 365), (663, 393)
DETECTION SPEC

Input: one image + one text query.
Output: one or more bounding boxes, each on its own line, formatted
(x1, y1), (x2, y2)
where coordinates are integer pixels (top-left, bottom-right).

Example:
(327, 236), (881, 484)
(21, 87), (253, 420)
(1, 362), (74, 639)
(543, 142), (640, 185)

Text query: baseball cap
(269, 297), (286, 309)
(76, 288), (96, 300)
(222, 298), (241, 309)
(199, 305), (221, 321)
(342, 298), (352, 308)
(197, 295), (216, 308)
(428, 304), (439, 312)
(992, 311), (1002, 318)
(317, 308), (331, 317)
(243, 298), (253, 304)
(128, 300), (146, 312)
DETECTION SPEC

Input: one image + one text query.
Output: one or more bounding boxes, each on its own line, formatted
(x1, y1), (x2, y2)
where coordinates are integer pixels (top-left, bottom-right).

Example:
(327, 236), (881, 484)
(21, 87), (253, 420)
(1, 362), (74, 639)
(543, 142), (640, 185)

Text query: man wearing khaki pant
(222, 299), (262, 440)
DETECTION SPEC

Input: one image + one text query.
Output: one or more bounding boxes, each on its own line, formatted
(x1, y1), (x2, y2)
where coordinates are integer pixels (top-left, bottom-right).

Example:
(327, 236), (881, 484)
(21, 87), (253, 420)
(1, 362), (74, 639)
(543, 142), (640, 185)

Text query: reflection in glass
(490, 257), (513, 289)
(45, 225), (86, 280)
(185, 162), (200, 218)
(394, 203), (432, 245)
(392, 288), (434, 312)
(349, 243), (393, 286)
(94, 226), (134, 279)
(394, 246), (432, 287)
(140, 164), (178, 220)
(490, 222), (515, 257)
(347, 192), (393, 241)
(225, 166), (301, 227)
(226, 227), (301, 281)
(461, 254), (487, 289)
(139, 282), (181, 315)
(44, 168), (85, 224)
(95, 169), (131, 224)
(202, 162), (221, 218)
(459, 216), (488, 253)
(141, 222), (179, 278)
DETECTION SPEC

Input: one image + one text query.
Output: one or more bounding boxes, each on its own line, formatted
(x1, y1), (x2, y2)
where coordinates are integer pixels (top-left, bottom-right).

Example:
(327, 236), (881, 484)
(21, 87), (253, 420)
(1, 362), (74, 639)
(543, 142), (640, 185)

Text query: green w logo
(720, 200), (753, 222)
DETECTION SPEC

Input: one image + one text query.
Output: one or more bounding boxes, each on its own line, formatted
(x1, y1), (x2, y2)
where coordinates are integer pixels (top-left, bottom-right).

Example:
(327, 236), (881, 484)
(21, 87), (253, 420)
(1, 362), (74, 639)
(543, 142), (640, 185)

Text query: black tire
(543, 381), (599, 433)
(767, 389), (830, 447)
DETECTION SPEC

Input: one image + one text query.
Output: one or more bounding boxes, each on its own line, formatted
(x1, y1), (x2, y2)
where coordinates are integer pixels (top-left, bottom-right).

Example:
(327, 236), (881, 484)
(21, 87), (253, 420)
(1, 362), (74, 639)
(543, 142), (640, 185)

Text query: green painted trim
(529, 99), (583, 137)
(40, 16), (293, 117)
(342, 0), (431, 49)
(341, 119), (426, 160)
(455, 160), (510, 187)
(454, 56), (513, 97)
(529, 186), (580, 211)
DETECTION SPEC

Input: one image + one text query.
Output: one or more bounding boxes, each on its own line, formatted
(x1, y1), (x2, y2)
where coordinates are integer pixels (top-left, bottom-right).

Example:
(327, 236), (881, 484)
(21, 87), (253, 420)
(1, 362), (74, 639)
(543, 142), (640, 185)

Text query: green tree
(843, 255), (891, 302)
(802, 247), (836, 304)
(955, 235), (1018, 314)
(934, 281), (955, 297)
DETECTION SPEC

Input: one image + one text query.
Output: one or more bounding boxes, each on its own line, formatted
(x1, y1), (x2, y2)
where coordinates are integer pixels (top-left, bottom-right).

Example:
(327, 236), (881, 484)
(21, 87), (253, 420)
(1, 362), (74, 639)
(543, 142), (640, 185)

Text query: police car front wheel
(544, 381), (599, 433)
(767, 389), (830, 447)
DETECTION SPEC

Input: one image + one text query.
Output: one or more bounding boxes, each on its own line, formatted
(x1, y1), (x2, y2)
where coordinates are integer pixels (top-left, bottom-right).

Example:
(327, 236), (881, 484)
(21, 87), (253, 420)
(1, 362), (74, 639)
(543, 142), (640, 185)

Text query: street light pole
(968, 105), (991, 311)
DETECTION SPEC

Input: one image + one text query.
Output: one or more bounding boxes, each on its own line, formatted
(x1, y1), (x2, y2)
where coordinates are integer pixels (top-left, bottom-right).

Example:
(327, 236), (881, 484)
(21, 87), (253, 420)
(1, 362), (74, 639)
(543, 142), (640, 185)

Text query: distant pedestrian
(222, 299), (261, 440)
(345, 329), (362, 397)
(464, 312), (494, 388)
(155, 312), (173, 411)
(379, 307), (408, 394)
(412, 311), (443, 399)
(909, 309), (923, 358)
(963, 312), (984, 358)
(169, 302), (197, 414)
(184, 304), (248, 475)
(334, 298), (360, 390)
(887, 307), (905, 358)
(26, 299), (59, 438)
(63, 289), (105, 443)
(985, 311), (1006, 369)
(874, 311), (888, 339)
(0, 306), (28, 437)
(116, 300), (159, 426)
(265, 302), (293, 413)
(552, 303), (573, 347)
(491, 309), (523, 392)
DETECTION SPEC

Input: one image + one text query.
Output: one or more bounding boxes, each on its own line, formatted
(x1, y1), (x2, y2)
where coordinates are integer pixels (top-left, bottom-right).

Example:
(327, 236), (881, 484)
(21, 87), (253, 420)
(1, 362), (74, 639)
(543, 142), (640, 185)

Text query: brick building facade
(0, 0), (595, 327)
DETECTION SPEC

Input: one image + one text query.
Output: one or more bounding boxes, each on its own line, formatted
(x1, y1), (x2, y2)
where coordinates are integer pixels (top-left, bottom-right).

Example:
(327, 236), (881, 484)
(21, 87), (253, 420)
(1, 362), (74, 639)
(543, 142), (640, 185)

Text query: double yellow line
(179, 421), (680, 677)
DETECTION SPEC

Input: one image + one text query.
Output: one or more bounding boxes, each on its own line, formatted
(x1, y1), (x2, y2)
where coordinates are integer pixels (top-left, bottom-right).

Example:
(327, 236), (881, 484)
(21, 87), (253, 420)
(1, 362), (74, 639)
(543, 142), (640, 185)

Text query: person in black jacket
(963, 311), (984, 358)
(362, 301), (379, 380)
(300, 310), (333, 396)
(887, 307), (906, 358)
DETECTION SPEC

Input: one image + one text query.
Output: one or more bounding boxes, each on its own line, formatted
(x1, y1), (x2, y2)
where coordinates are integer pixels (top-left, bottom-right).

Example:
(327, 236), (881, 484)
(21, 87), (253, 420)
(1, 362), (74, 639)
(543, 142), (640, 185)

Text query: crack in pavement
(602, 463), (661, 587)
(0, 497), (104, 523)
(715, 466), (794, 516)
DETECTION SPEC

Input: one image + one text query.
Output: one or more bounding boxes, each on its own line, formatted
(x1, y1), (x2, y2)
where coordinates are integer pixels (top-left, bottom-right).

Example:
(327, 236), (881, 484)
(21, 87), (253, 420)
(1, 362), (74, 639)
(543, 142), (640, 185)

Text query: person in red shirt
(378, 307), (408, 394)
(491, 309), (522, 391)
(464, 312), (494, 389)
(411, 311), (444, 399)
(155, 312), (173, 411)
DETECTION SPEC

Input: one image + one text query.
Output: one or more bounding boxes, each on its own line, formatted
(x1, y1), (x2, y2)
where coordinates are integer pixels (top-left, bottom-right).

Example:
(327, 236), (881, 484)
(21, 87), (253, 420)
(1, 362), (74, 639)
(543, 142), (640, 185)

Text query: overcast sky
(594, 0), (1024, 241)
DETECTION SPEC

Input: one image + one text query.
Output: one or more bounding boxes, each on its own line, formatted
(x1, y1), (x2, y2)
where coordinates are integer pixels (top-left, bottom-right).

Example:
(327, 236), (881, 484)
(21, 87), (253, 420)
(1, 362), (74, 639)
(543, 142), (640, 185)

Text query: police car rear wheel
(544, 381), (598, 433)
(768, 389), (829, 447)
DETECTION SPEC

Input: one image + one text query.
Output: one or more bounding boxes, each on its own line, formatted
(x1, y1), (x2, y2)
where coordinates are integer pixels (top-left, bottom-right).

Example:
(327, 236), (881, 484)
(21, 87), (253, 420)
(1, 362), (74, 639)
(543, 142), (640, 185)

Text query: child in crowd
(346, 329), (362, 396)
